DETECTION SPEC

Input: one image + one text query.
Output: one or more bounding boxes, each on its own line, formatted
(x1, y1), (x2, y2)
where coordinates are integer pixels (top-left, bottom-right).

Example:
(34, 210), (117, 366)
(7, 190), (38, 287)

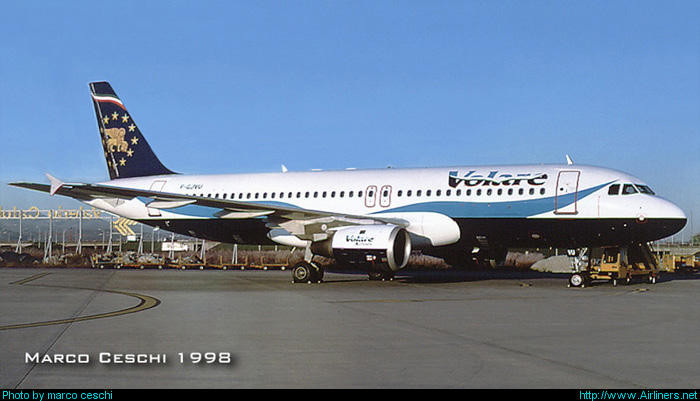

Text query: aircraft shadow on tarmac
(323, 266), (700, 285)
(323, 266), (565, 284)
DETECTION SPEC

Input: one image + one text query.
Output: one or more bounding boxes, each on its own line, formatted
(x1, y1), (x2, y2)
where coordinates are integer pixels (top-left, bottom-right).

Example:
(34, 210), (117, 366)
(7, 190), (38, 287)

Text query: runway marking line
(1, 272), (161, 331)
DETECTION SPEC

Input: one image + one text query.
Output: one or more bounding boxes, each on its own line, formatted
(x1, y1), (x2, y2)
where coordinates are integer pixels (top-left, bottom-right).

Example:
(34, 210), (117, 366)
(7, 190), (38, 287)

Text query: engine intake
(311, 225), (412, 271)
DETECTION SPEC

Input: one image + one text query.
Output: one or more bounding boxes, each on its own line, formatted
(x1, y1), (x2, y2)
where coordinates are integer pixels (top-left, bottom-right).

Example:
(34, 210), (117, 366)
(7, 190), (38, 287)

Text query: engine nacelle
(311, 225), (412, 271)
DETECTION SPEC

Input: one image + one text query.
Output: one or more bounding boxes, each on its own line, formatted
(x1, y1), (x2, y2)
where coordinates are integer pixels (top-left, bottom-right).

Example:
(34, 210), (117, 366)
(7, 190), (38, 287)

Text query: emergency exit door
(147, 180), (167, 216)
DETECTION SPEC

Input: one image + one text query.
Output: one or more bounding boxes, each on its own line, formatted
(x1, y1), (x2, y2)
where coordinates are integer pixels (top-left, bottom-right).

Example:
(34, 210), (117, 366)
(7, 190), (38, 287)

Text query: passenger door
(555, 170), (580, 214)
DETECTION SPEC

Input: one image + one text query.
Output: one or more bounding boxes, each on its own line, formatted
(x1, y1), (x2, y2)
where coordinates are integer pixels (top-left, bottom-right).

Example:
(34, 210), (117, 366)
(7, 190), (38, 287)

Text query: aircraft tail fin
(89, 81), (175, 180)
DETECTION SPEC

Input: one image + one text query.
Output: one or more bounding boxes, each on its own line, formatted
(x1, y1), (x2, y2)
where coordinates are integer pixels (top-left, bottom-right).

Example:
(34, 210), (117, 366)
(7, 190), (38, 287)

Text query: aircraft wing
(10, 176), (408, 241)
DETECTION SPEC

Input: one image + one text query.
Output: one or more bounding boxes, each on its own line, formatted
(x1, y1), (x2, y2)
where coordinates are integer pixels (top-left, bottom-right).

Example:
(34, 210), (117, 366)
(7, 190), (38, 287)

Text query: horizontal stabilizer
(45, 173), (64, 196)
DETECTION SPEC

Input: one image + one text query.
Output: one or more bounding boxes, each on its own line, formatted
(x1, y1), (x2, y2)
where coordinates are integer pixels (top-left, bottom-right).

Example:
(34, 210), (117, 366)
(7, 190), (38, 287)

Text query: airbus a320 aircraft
(11, 82), (687, 283)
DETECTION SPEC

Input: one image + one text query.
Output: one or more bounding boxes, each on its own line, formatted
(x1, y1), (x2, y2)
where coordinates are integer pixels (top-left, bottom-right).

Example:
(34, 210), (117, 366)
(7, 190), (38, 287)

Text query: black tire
(292, 262), (322, 283)
(368, 269), (394, 281)
(569, 273), (586, 288)
(292, 262), (312, 283)
(368, 270), (384, 281)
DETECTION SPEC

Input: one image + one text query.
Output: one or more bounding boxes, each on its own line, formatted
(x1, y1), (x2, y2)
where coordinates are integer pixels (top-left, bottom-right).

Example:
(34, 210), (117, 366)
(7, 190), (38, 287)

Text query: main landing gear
(367, 269), (395, 281)
(290, 246), (397, 284)
(291, 261), (324, 284)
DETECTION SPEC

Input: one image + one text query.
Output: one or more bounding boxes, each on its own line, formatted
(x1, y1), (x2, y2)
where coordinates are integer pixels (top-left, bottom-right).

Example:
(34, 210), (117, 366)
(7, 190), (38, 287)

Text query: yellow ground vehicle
(656, 253), (697, 273)
(568, 243), (660, 287)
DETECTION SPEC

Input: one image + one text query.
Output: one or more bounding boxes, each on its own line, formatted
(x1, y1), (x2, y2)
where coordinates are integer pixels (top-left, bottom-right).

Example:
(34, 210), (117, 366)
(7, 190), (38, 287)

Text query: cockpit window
(622, 184), (638, 195)
(634, 184), (655, 195)
(608, 184), (620, 195)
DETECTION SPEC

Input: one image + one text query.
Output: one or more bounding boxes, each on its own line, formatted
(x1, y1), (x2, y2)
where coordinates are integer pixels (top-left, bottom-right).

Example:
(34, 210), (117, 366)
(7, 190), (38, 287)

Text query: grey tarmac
(1, 267), (699, 389)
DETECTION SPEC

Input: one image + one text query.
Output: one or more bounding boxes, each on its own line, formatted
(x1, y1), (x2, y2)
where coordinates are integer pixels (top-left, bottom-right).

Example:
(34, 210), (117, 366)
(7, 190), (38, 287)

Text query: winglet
(46, 173), (64, 196)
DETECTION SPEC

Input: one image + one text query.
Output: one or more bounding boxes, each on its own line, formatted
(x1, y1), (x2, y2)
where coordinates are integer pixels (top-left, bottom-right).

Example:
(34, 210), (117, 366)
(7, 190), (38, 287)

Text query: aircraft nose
(644, 198), (687, 239)
(638, 197), (686, 221)
(661, 198), (687, 221)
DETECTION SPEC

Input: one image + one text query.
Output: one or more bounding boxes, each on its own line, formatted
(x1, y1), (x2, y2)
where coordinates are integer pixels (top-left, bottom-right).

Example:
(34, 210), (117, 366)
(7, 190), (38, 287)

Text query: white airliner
(11, 82), (687, 283)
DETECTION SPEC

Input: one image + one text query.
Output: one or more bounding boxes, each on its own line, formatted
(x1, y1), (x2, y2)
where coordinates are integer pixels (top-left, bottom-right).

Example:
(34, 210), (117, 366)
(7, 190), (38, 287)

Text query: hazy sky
(0, 1), (698, 239)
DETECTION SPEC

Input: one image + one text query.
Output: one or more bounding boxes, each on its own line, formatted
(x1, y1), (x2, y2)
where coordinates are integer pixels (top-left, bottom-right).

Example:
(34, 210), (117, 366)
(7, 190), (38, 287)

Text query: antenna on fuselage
(566, 154), (574, 165)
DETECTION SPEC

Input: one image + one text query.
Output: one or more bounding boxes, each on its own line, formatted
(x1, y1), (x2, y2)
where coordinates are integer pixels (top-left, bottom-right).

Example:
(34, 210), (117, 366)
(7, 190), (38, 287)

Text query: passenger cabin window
(622, 184), (638, 195)
(608, 184), (620, 195)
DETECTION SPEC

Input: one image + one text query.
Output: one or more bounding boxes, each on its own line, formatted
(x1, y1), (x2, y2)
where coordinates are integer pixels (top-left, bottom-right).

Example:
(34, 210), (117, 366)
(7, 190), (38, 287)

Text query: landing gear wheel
(368, 269), (395, 281)
(291, 261), (323, 284)
(568, 273), (587, 288)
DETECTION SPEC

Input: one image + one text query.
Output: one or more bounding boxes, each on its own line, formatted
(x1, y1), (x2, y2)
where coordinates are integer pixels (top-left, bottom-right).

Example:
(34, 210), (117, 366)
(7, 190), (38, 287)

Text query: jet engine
(311, 225), (412, 271)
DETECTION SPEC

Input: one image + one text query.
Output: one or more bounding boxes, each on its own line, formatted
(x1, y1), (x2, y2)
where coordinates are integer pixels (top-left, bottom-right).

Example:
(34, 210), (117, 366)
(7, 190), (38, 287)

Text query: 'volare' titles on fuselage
(448, 170), (548, 188)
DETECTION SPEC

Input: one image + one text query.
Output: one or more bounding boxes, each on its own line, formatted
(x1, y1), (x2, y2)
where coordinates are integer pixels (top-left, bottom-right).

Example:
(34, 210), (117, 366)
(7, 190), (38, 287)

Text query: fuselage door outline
(554, 170), (580, 215)
(365, 185), (377, 208)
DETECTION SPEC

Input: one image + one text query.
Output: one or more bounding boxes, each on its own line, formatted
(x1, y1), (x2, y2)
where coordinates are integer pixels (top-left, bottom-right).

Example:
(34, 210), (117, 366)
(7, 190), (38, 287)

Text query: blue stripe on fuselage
(141, 182), (610, 219)
(376, 182), (610, 218)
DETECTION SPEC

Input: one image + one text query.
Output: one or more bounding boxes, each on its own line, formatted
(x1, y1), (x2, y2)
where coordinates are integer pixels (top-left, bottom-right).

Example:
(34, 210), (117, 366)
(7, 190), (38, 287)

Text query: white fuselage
(82, 163), (686, 252)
